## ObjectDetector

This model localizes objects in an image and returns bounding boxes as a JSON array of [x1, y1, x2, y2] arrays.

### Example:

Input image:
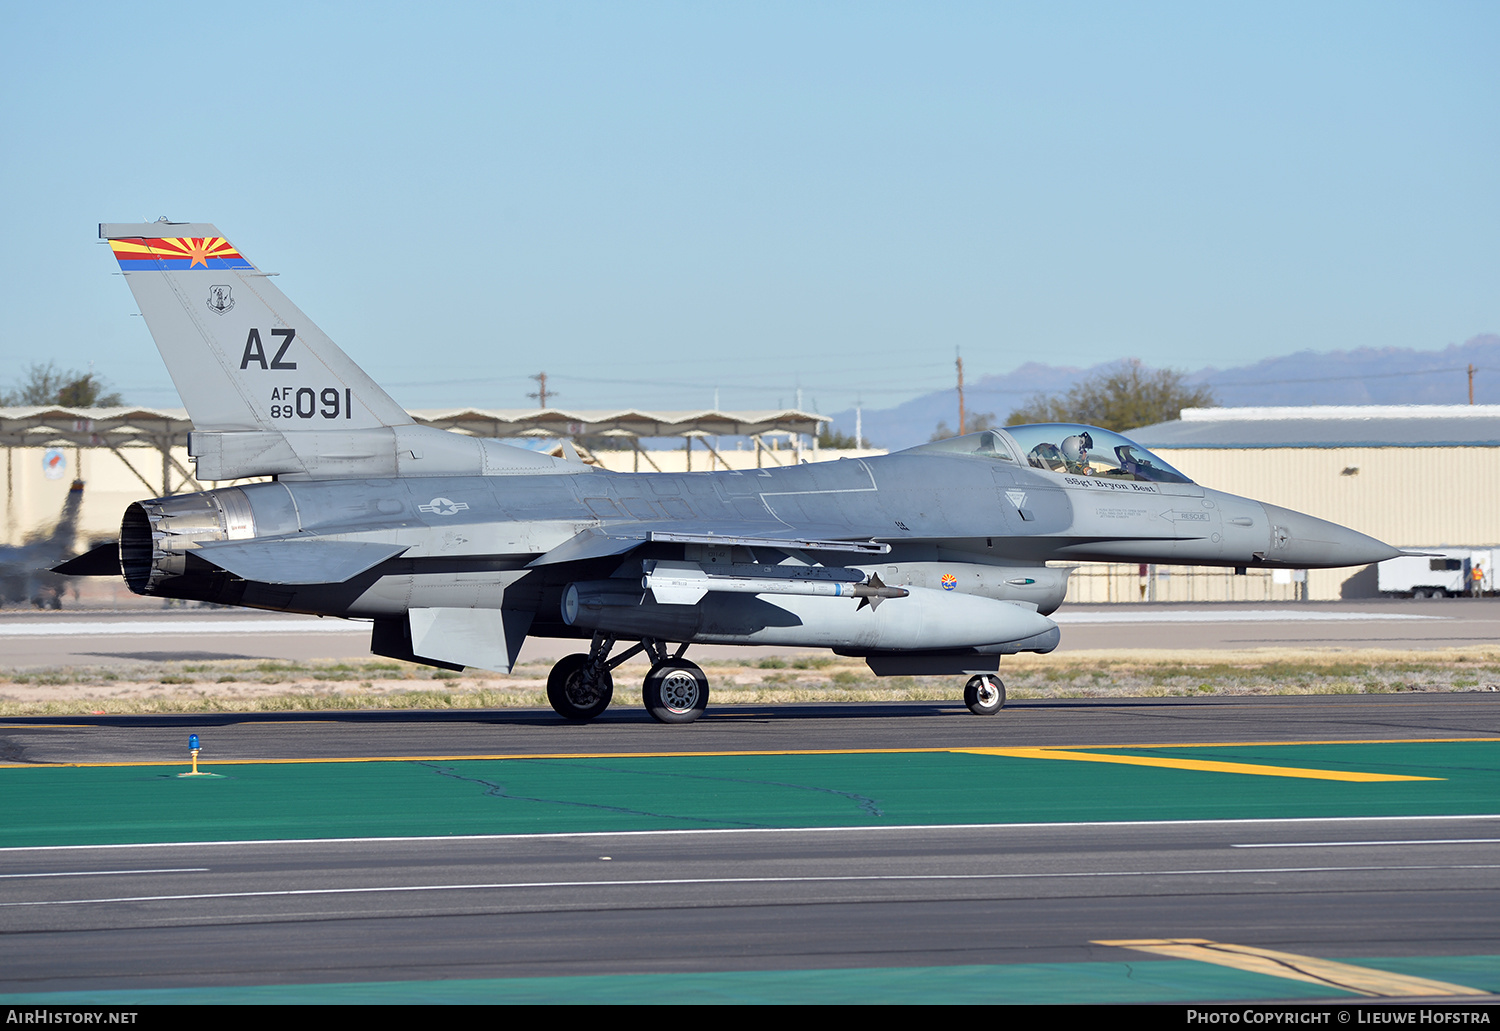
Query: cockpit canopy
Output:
[[907, 424, 1193, 484]]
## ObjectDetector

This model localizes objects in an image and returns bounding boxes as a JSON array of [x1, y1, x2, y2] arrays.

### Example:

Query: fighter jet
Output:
[[2, 479, 84, 608], [68, 221, 1399, 723]]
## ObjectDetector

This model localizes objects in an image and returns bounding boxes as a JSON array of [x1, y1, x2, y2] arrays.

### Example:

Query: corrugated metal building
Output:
[[1115, 405, 1500, 601], [8, 403, 1493, 605]]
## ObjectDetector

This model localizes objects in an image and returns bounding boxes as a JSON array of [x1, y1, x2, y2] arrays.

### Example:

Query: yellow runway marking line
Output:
[[1095, 938, 1486, 997], [1069, 736, 1500, 749], [957, 747, 1442, 781], [0, 748, 949, 769]]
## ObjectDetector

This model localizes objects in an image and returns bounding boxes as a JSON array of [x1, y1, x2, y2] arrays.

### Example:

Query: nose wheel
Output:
[[963, 674, 1005, 716]]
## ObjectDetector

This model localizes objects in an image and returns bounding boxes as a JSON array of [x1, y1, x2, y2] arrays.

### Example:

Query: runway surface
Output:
[[2, 695, 1497, 1003], [2, 597, 1498, 668], [2, 819, 1497, 1003], [4, 692, 1500, 761]]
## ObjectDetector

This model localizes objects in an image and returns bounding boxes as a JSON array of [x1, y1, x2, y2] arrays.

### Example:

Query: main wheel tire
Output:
[[546, 653, 613, 721], [964, 674, 1005, 716], [643, 660, 709, 724]]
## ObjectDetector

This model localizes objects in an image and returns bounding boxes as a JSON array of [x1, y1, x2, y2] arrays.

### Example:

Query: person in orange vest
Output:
[[1471, 563, 1484, 597]]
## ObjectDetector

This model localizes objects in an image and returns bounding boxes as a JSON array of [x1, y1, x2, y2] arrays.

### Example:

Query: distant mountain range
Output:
[[829, 334, 1500, 452]]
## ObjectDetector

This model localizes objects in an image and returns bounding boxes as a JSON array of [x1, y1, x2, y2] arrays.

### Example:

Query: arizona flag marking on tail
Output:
[[109, 237, 255, 271]]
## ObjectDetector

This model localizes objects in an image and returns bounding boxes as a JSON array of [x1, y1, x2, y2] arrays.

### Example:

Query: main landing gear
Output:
[[546, 634, 709, 724], [545, 652, 614, 722]]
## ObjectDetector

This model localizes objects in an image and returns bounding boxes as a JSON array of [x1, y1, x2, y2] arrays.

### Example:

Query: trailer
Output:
[[1377, 548, 1495, 598]]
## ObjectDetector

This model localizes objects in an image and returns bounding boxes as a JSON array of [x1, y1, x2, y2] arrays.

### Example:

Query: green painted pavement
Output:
[[0, 961, 1385, 1005], [1, 743, 1495, 847], [0, 956, 1494, 1004]]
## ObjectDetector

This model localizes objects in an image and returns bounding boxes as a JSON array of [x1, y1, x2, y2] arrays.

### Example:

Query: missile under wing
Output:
[[77, 221, 1400, 723]]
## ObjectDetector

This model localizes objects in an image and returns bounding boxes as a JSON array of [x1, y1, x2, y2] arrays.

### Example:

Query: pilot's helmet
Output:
[[1061, 432, 1093, 465]]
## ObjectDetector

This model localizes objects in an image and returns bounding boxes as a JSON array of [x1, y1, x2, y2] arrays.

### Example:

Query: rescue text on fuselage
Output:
[[70, 222, 1399, 723]]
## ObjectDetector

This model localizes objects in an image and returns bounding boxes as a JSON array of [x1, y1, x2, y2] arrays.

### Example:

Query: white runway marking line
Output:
[[1233, 838, 1500, 848], [0, 868, 208, 879], [1054, 610, 1445, 624], [0, 619, 369, 637], [6, 864, 1498, 908], [3, 813, 1498, 853]]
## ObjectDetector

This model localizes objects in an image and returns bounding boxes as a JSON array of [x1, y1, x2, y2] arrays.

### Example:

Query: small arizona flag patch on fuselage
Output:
[[111, 237, 255, 271], [940, 573, 957, 590]]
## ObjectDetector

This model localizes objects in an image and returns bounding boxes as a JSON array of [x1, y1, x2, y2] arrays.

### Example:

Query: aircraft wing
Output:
[[527, 526, 891, 568]]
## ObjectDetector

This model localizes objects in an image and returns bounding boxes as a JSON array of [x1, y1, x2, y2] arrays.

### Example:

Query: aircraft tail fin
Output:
[[99, 221, 412, 434], [53, 479, 84, 544], [100, 221, 575, 481]]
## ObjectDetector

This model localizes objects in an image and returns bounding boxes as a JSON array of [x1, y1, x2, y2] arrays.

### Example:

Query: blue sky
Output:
[[2, 1, 1495, 414]]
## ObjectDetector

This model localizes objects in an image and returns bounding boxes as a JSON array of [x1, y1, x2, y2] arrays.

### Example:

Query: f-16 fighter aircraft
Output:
[[2, 478, 84, 608], [72, 220, 1399, 723]]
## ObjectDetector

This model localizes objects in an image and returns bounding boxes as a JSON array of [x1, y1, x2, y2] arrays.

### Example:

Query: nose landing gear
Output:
[[963, 673, 1005, 716]]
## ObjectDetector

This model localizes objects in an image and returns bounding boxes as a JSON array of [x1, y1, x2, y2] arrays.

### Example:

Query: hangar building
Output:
[[0, 404, 837, 553]]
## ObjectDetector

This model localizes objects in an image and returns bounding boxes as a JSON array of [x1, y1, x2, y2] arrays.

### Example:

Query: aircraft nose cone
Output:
[[1261, 504, 1401, 567]]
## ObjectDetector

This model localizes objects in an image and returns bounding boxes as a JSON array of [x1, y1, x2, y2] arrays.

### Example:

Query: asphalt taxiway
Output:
[[2, 692, 1498, 763], [1, 694, 1497, 1002], [2, 600, 1498, 1003], [2, 817, 1496, 1000]]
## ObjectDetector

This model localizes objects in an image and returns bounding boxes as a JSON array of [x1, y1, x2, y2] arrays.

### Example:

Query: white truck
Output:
[[1377, 548, 1495, 598]]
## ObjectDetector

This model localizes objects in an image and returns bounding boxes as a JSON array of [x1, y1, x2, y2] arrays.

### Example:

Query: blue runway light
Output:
[[184, 733, 205, 776]]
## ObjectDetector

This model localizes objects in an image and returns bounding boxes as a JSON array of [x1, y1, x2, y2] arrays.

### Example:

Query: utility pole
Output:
[[1469, 364, 1477, 405], [528, 372, 554, 408], [956, 350, 966, 436]]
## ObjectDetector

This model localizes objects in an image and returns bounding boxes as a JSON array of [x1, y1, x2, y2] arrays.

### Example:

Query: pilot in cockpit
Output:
[[1060, 432, 1094, 475]]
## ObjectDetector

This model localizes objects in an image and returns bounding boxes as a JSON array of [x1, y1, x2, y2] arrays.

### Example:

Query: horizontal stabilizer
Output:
[[194, 538, 408, 584], [52, 541, 120, 576]]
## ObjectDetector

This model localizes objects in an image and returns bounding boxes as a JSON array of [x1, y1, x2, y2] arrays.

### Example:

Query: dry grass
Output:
[[1, 647, 1497, 716]]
